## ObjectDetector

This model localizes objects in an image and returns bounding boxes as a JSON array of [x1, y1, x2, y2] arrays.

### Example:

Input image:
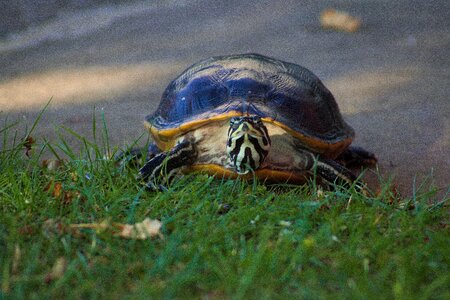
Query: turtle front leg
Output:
[[139, 140, 197, 191], [336, 146, 377, 169], [314, 158, 369, 195], [315, 158, 356, 187], [296, 150, 367, 193]]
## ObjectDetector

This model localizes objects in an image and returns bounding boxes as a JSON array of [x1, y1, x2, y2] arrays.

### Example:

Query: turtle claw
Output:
[[337, 146, 378, 169]]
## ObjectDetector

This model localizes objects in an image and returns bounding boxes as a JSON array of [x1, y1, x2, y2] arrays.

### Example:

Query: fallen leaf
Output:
[[320, 9, 361, 32], [43, 218, 163, 240], [44, 181, 82, 204], [53, 182, 63, 198], [23, 135, 35, 158], [116, 218, 162, 240], [44, 181, 60, 197], [41, 159, 65, 171]]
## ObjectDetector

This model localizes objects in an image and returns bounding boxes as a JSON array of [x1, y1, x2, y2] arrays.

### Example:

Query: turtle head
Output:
[[226, 116, 271, 174]]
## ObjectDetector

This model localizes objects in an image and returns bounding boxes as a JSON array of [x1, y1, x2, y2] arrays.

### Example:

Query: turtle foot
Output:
[[337, 146, 377, 169], [139, 140, 197, 191]]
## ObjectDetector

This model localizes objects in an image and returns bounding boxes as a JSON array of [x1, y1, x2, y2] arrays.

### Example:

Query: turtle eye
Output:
[[230, 117, 243, 127], [251, 116, 262, 125]]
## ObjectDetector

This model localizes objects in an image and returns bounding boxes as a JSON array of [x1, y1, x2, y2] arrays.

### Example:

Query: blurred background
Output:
[[0, 0, 448, 196]]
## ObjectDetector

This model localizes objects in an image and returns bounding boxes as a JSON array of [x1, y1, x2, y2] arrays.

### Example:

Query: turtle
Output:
[[131, 53, 377, 191]]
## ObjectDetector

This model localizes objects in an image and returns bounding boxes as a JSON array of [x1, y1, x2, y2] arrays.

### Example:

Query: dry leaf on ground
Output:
[[44, 181, 82, 204], [320, 9, 361, 32], [23, 135, 35, 158], [41, 159, 66, 171], [116, 218, 163, 240], [44, 181, 62, 197], [66, 218, 163, 240]]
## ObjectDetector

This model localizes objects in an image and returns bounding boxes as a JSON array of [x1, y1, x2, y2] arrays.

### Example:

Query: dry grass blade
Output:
[[45, 257, 67, 283]]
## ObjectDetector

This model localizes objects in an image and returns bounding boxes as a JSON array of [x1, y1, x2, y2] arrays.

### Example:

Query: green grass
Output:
[[0, 115, 449, 299]]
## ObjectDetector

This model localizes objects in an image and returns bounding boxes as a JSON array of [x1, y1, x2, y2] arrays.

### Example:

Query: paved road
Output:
[[1, 0, 449, 197]]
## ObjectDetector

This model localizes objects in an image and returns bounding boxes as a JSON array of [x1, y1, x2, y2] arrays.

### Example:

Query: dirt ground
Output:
[[1, 0, 448, 197]]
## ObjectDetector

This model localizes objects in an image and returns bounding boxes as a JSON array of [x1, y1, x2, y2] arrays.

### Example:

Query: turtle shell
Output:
[[146, 53, 354, 154]]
